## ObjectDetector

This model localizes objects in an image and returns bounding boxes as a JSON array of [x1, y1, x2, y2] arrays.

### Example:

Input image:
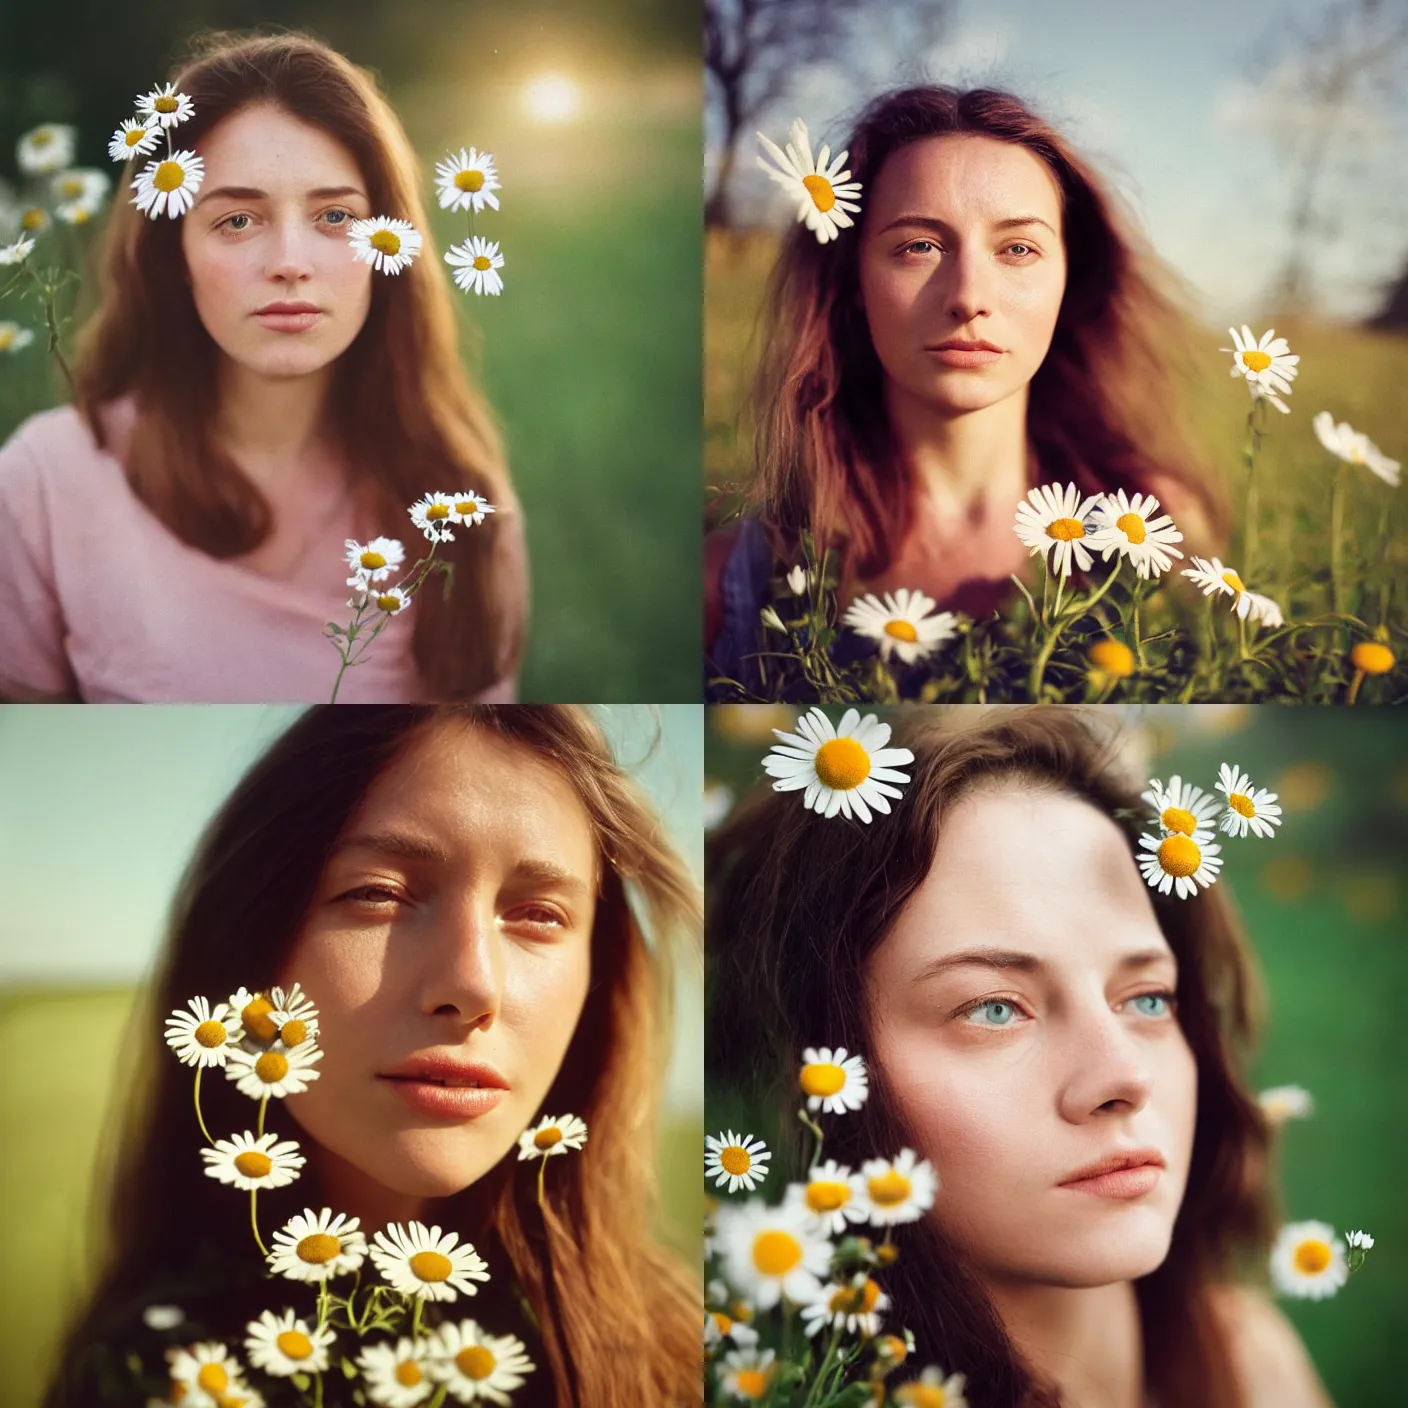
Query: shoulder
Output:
[[0, 399, 130, 492], [1208, 1285, 1334, 1408]]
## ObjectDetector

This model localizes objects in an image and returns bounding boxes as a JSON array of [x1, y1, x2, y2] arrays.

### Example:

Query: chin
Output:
[[906, 372, 1027, 417], [1036, 1219, 1176, 1288]]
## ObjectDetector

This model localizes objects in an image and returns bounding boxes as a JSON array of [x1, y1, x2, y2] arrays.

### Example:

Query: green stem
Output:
[[411, 1295, 424, 1340], [1241, 401, 1262, 576], [258, 1094, 268, 1139], [1131, 580, 1147, 669], [1347, 668, 1365, 706], [801, 1328, 845, 1408], [426, 1387, 449, 1408], [1330, 462, 1346, 619], [317, 1279, 329, 1331], [314, 1370, 323, 1408], [536, 1155, 547, 1208], [1237, 611, 1249, 662], [193, 1067, 215, 1146], [329, 653, 352, 704], [797, 1107, 826, 1173], [250, 1189, 269, 1257], [27, 263, 74, 396]]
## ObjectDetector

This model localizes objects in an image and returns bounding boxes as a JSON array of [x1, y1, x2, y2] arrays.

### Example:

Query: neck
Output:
[[215, 356, 335, 487], [986, 1277, 1145, 1408], [885, 378, 1031, 524], [311, 1144, 437, 1235]]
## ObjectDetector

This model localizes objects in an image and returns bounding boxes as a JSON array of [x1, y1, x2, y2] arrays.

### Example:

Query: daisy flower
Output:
[[1137, 830, 1223, 900], [786, 565, 811, 596], [370, 1222, 490, 1303], [799, 1275, 890, 1339], [1269, 1220, 1348, 1300], [1013, 482, 1102, 578], [1258, 1085, 1314, 1125], [1141, 776, 1219, 842], [136, 83, 195, 130], [368, 586, 412, 616], [718, 1347, 777, 1401], [226, 986, 284, 1043], [756, 119, 863, 244], [1222, 326, 1298, 413], [784, 1159, 868, 1236], [1216, 763, 1282, 839], [516, 1113, 589, 1161], [445, 237, 504, 296], [0, 237, 35, 266], [132, 150, 205, 219], [164, 996, 243, 1068], [705, 1131, 771, 1193], [109, 118, 160, 162], [17, 124, 76, 175], [166, 1343, 246, 1404], [1180, 557, 1284, 628], [51, 168, 110, 224], [704, 1310, 759, 1350], [409, 491, 458, 543], [267, 985, 320, 1049], [448, 492, 496, 526], [896, 1366, 969, 1407], [345, 536, 406, 586], [0, 323, 35, 355], [267, 1207, 367, 1283], [1345, 1229, 1374, 1250], [842, 589, 959, 665], [435, 148, 501, 214], [426, 1319, 536, 1405], [714, 1199, 831, 1310], [1085, 490, 1184, 578], [763, 707, 914, 824], [224, 1039, 323, 1100], [1312, 411, 1400, 487], [356, 1338, 434, 1408], [244, 1308, 335, 1377], [201, 1132, 306, 1191], [798, 1045, 869, 1114], [857, 1148, 939, 1227], [348, 216, 423, 275]]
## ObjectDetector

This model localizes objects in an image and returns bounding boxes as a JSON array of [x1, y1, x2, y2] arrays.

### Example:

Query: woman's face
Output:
[[865, 783, 1197, 1290], [181, 102, 375, 381], [857, 134, 1068, 418], [279, 721, 596, 1211]]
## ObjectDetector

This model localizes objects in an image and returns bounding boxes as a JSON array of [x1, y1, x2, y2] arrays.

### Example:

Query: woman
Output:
[[707, 708, 1329, 1407], [0, 32, 525, 703], [41, 706, 700, 1406], [706, 86, 1226, 692]]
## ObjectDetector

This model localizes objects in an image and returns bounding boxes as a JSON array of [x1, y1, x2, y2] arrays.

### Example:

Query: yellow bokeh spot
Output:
[[813, 737, 871, 791], [805, 1180, 851, 1213], [409, 1250, 453, 1282], [800, 1062, 846, 1097], [1157, 834, 1201, 878], [21, 208, 46, 229], [369, 229, 402, 256], [1342, 873, 1397, 924], [359, 550, 386, 570], [1046, 516, 1086, 542], [1161, 806, 1198, 836], [1293, 1239, 1332, 1275], [867, 1171, 912, 1207], [534, 1126, 563, 1149], [255, 1051, 289, 1084], [1262, 854, 1312, 903], [297, 1232, 341, 1264], [153, 161, 186, 192], [1115, 511, 1147, 545], [472, 255, 492, 271], [1229, 792, 1257, 818], [876, 1334, 908, 1365], [196, 1365, 228, 1393], [1351, 641, 1394, 675], [734, 1369, 769, 1399], [242, 997, 278, 1041], [802, 174, 837, 212], [1088, 639, 1134, 678], [1221, 571, 1246, 594], [720, 1145, 752, 1176], [234, 1151, 273, 1179], [713, 704, 797, 743], [194, 1020, 227, 1048], [884, 619, 919, 643], [0, 330, 14, 352], [712, 1311, 733, 1335], [59, 177, 83, 198], [897, 1385, 949, 1408], [1276, 762, 1331, 812], [751, 1229, 803, 1276], [395, 1361, 423, 1386], [276, 1331, 313, 1360], [1241, 350, 1272, 373], [455, 169, 487, 192], [457, 1345, 496, 1380]]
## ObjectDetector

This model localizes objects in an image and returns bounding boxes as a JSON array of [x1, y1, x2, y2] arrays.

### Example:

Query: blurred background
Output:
[[703, 703, 1407, 1408], [0, 0, 701, 700], [0, 703, 703, 1408], [704, 0, 1407, 588]]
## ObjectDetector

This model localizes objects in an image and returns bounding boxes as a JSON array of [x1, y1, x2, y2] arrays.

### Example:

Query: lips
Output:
[[255, 302, 322, 315], [928, 339, 1002, 353], [1058, 1149, 1165, 1200], [379, 1055, 509, 1089]]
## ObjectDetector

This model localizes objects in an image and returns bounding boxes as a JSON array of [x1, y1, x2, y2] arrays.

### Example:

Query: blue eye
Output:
[[1131, 993, 1171, 1018], [322, 208, 349, 225], [966, 999, 1018, 1027]]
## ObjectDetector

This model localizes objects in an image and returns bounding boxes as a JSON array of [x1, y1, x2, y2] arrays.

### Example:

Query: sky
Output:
[[714, 0, 1406, 322]]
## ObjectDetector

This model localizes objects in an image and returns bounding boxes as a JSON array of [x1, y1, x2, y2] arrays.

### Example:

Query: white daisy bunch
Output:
[[425, 1318, 537, 1405], [349, 216, 423, 275], [713, 1198, 832, 1310], [1137, 827, 1223, 899], [132, 150, 205, 219], [345, 536, 407, 588], [369, 1221, 491, 1303], [244, 1307, 336, 1377], [135, 82, 196, 131], [17, 124, 77, 175], [1313, 411, 1400, 487], [756, 119, 863, 244], [783, 1159, 869, 1237], [1013, 482, 1102, 579], [438, 144, 508, 298], [799, 1046, 868, 1114], [706, 1130, 772, 1193], [109, 117, 161, 163], [267, 1206, 368, 1283], [1181, 557, 1284, 628], [1142, 776, 1219, 843], [225, 1035, 324, 1099], [1221, 325, 1298, 413], [201, 1131, 306, 1191], [842, 589, 960, 665], [1215, 763, 1282, 839], [164, 995, 244, 1068], [763, 707, 915, 823], [1085, 490, 1184, 579], [445, 236, 505, 296], [856, 1148, 939, 1227]]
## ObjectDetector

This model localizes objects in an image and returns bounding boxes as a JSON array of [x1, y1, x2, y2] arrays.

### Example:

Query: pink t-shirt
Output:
[[0, 401, 429, 702]]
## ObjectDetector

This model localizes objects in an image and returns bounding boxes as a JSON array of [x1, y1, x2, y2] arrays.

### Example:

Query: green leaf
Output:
[[291, 1373, 311, 1391], [342, 1356, 359, 1379]]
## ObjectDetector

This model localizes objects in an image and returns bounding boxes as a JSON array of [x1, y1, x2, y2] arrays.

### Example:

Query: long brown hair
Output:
[[747, 86, 1226, 579], [42, 706, 701, 1407], [708, 706, 1274, 1408], [75, 32, 520, 698]]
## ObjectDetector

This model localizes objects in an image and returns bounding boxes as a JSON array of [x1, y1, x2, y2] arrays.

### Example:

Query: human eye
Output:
[[215, 211, 255, 234], [319, 207, 353, 228], [957, 996, 1025, 1028], [333, 882, 406, 908], [1001, 241, 1038, 260], [1124, 990, 1176, 1019], [502, 902, 568, 930], [899, 237, 940, 257]]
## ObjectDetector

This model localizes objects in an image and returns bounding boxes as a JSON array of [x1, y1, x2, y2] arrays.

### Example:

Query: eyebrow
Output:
[[194, 184, 367, 207], [878, 214, 1058, 237], [909, 945, 1173, 986], [329, 832, 592, 898]]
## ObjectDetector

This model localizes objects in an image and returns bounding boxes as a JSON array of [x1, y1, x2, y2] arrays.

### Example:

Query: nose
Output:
[[424, 894, 504, 1032], [263, 215, 317, 286], [1056, 1001, 1154, 1123], [936, 243, 992, 327]]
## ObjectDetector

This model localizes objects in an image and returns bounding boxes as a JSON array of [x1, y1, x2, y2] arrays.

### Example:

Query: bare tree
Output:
[[705, 0, 953, 227]]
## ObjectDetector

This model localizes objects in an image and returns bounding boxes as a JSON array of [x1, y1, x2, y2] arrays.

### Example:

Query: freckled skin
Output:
[[858, 134, 1068, 418], [180, 103, 375, 380], [278, 722, 595, 1204], [866, 785, 1198, 1288]]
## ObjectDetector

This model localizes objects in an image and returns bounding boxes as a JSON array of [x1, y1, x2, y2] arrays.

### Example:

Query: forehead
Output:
[[198, 102, 363, 189], [866, 133, 1063, 230]]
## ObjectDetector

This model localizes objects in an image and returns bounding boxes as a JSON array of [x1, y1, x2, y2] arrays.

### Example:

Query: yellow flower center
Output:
[[751, 1229, 803, 1276], [369, 228, 402, 256], [1088, 639, 1134, 678], [534, 1126, 564, 1149], [33, 131, 53, 147], [194, 1020, 227, 1048], [867, 1171, 912, 1207], [884, 619, 919, 642], [196, 1365, 228, 1393], [409, 1250, 454, 1282], [712, 1311, 733, 1335], [802, 174, 837, 212], [395, 1361, 423, 1386], [828, 1278, 881, 1314], [813, 737, 871, 791], [21, 208, 45, 229], [1241, 350, 1272, 373], [806, 1180, 851, 1213], [1293, 1239, 1332, 1275], [456, 498, 480, 514], [153, 161, 186, 192], [125, 128, 147, 147], [72, 208, 90, 223], [1116, 511, 1147, 545], [1351, 641, 1394, 675], [256, 1051, 289, 1083], [1157, 834, 1202, 878], [1046, 516, 1086, 541], [875, 1242, 899, 1266], [1229, 792, 1256, 818], [426, 503, 451, 520], [297, 1232, 341, 1264], [0, 330, 13, 351], [455, 169, 486, 192], [234, 1151, 273, 1178], [155, 95, 179, 113], [60, 177, 83, 198], [376, 593, 402, 612], [898, 1386, 948, 1408], [242, 997, 278, 1041], [732, 1300, 753, 1322], [720, 1145, 752, 1176], [281, 1018, 308, 1046], [1222, 571, 1246, 593], [473, 255, 493, 271], [800, 1062, 846, 1097], [276, 1331, 314, 1360], [359, 550, 386, 570], [876, 1334, 908, 1364], [735, 1369, 769, 1398], [457, 1346, 496, 1380], [1161, 806, 1198, 836]]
